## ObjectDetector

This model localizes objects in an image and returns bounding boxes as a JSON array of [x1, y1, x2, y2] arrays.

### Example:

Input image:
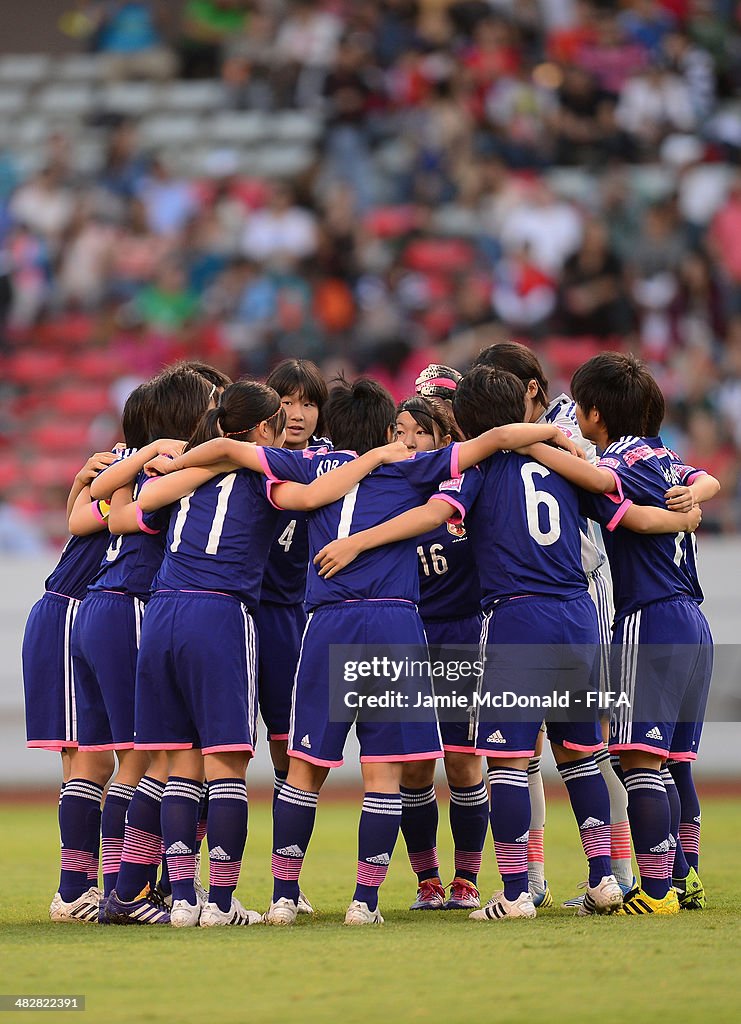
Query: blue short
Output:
[[71, 590, 145, 751], [423, 614, 482, 753], [134, 590, 258, 755], [288, 601, 443, 767], [23, 592, 80, 750], [475, 594, 602, 758], [254, 601, 307, 741], [609, 597, 712, 761]]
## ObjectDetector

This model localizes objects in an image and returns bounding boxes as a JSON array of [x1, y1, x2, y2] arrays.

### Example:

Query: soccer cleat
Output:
[[673, 866, 706, 910], [263, 897, 299, 927], [152, 883, 173, 908], [443, 878, 480, 910], [97, 895, 109, 924], [617, 886, 680, 916], [103, 885, 171, 925], [49, 886, 102, 923], [469, 891, 536, 921], [297, 890, 314, 915], [409, 878, 446, 910], [530, 881, 553, 909], [344, 900, 384, 925], [170, 899, 202, 928], [562, 875, 635, 909], [576, 875, 624, 916], [200, 897, 262, 927]]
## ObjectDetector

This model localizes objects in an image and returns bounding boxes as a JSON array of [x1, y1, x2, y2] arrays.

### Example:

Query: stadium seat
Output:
[[36, 84, 96, 117], [101, 81, 160, 116], [254, 145, 315, 177], [28, 421, 92, 454], [72, 351, 124, 383], [28, 456, 86, 489], [0, 87, 28, 115], [0, 54, 52, 84], [403, 238, 476, 274], [51, 386, 112, 419], [209, 111, 268, 145], [363, 205, 421, 238], [139, 114, 204, 146], [271, 111, 323, 144], [159, 80, 225, 111], [7, 351, 68, 386], [55, 54, 107, 81]]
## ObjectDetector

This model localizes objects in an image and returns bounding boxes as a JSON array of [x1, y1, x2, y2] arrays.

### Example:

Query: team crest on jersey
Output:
[[439, 477, 463, 492], [447, 521, 466, 538], [598, 457, 621, 469]]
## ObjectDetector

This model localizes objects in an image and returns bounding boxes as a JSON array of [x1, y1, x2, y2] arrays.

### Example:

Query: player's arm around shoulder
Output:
[[619, 503, 703, 535], [89, 439, 185, 500], [516, 441, 616, 493]]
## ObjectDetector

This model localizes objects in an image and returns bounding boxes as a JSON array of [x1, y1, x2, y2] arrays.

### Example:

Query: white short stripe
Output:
[[287, 613, 312, 752]]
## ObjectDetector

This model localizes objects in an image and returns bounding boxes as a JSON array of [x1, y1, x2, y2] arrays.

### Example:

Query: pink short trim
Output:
[[609, 742, 671, 758], [429, 493, 466, 524], [268, 733, 290, 741], [136, 504, 160, 535], [134, 742, 194, 750], [360, 750, 444, 763], [606, 499, 633, 532], [443, 744, 477, 754], [201, 743, 254, 755], [560, 740, 605, 753], [27, 740, 76, 751], [78, 742, 135, 752], [475, 748, 534, 758], [666, 750, 697, 762], [450, 442, 461, 479], [288, 748, 343, 768]]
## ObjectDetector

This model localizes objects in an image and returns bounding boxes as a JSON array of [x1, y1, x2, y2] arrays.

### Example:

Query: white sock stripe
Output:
[[593, 747, 611, 763], [449, 789, 488, 806], [280, 785, 318, 803], [107, 784, 136, 800], [138, 779, 165, 802], [363, 797, 402, 810], [277, 792, 318, 809], [400, 787, 436, 806], [164, 785, 202, 802], [64, 781, 104, 802], [558, 763, 600, 780]]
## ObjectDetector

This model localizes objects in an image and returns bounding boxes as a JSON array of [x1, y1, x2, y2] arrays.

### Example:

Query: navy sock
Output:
[[488, 768, 530, 901], [354, 792, 402, 911], [196, 782, 208, 848], [58, 779, 103, 902], [449, 782, 488, 885], [207, 778, 248, 913], [162, 777, 201, 905], [624, 769, 670, 900], [558, 757, 612, 887], [272, 784, 318, 903], [668, 760, 701, 871], [272, 770, 288, 811], [116, 776, 165, 902], [101, 782, 135, 898], [662, 768, 690, 879], [400, 785, 439, 882]]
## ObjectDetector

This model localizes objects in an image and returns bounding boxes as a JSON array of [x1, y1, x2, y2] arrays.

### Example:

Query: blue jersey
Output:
[[259, 441, 330, 606], [88, 470, 169, 600], [582, 435, 706, 620], [467, 451, 588, 608], [45, 504, 112, 601], [258, 445, 462, 609], [148, 468, 278, 609], [416, 471, 482, 622]]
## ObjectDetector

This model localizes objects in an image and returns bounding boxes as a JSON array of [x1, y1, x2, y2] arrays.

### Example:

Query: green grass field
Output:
[[1, 794, 740, 1024]]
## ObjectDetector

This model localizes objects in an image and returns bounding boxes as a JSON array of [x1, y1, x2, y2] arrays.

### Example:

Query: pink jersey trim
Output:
[[598, 466, 626, 504], [256, 446, 279, 482], [134, 742, 194, 750], [684, 471, 707, 485], [264, 479, 285, 511], [27, 740, 76, 750], [450, 442, 461, 479], [560, 740, 605, 753], [429, 493, 466, 524], [665, 750, 697, 762], [475, 748, 535, 758], [608, 741, 671, 758], [288, 748, 344, 768], [91, 501, 107, 524], [360, 751, 444, 763], [268, 733, 290, 741], [78, 742, 135, 752], [606, 499, 633, 532], [442, 744, 476, 754], [201, 743, 254, 755], [135, 504, 160, 535]]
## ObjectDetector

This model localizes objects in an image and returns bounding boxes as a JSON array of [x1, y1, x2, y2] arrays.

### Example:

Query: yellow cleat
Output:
[[617, 886, 680, 916], [673, 866, 706, 910]]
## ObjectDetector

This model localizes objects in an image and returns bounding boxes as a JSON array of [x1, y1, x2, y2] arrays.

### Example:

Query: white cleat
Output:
[[170, 899, 202, 928], [193, 851, 209, 907], [344, 900, 384, 926], [49, 887, 102, 923], [200, 897, 262, 927], [469, 891, 536, 921], [263, 897, 299, 926], [297, 890, 314, 915], [577, 875, 624, 916]]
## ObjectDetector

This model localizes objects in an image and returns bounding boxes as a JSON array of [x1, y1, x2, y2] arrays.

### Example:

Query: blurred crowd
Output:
[[2, 0, 741, 544]]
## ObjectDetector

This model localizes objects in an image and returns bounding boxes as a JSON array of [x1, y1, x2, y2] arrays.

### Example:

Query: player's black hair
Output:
[[166, 360, 233, 391], [396, 395, 463, 444], [323, 376, 396, 454], [267, 358, 328, 435], [186, 379, 286, 450], [473, 342, 549, 410], [121, 380, 154, 450], [571, 353, 660, 441], [147, 368, 214, 442], [453, 366, 526, 438]]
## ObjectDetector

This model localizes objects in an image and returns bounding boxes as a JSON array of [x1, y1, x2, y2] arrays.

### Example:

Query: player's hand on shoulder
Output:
[[665, 485, 694, 513], [144, 453, 177, 477], [378, 440, 414, 464], [313, 537, 362, 578], [77, 450, 118, 484], [156, 438, 187, 459], [550, 426, 586, 460]]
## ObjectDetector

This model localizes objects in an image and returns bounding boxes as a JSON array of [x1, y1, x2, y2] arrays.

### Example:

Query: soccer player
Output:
[[523, 352, 718, 914], [74, 368, 214, 925], [473, 341, 630, 903], [130, 379, 412, 926], [314, 367, 700, 921], [381, 395, 486, 912]]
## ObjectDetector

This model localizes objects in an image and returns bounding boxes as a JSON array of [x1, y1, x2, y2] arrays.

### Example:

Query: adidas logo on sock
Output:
[[694, 815, 701, 824], [165, 841, 192, 856], [366, 853, 390, 866], [515, 832, 529, 844], [650, 839, 670, 854], [580, 817, 605, 830], [301, 734, 312, 749], [669, 834, 677, 848], [276, 845, 304, 858], [645, 727, 663, 740], [209, 846, 231, 861], [486, 730, 506, 744]]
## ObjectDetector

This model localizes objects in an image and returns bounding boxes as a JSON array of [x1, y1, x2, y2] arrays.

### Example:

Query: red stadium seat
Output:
[[7, 351, 68, 386], [403, 237, 476, 274], [28, 421, 91, 454], [52, 386, 112, 419], [72, 351, 125, 382], [362, 205, 421, 238]]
